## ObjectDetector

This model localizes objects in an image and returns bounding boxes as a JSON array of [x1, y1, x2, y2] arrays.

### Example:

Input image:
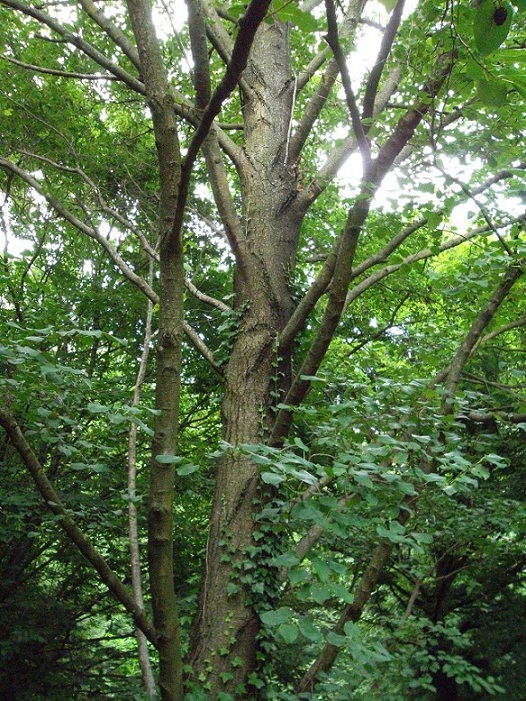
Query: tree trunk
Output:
[[187, 21, 303, 697]]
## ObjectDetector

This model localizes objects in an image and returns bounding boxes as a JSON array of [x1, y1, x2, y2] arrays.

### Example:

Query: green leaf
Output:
[[260, 471, 285, 485], [155, 454, 185, 464], [260, 607, 292, 627], [473, 0, 513, 56], [278, 622, 299, 643], [298, 616, 323, 643], [269, 553, 300, 568], [311, 583, 330, 604], [272, 3, 318, 32], [477, 79, 508, 106], [377, 0, 398, 10], [293, 436, 309, 452], [176, 463, 199, 476], [427, 212, 443, 230], [86, 402, 108, 414], [327, 631, 347, 647]]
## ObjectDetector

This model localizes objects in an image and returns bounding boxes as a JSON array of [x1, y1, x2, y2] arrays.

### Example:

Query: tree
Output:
[[0, 0, 525, 699]]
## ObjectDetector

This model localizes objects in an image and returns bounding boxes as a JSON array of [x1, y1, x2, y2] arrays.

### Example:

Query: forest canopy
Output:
[[0, 0, 525, 700]]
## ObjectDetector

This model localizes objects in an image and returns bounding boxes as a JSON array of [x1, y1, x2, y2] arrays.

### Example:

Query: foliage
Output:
[[0, 0, 525, 699]]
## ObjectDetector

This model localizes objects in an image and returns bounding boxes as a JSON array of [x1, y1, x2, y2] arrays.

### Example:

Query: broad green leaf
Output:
[[86, 402, 108, 414], [427, 212, 443, 230], [293, 436, 309, 452], [474, 0, 513, 55], [176, 463, 199, 476], [260, 607, 292, 627], [260, 471, 285, 485], [298, 616, 323, 643], [272, 3, 318, 32], [377, 0, 398, 11], [278, 623, 299, 643], [477, 79, 508, 106], [327, 632, 347, 647], [269, 553, 300, 568], [155, 454, 185, 464], [311, 583, 330, 604]]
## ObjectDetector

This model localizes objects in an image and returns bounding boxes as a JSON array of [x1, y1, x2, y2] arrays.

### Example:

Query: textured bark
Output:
[[186, 21, 303, 697]]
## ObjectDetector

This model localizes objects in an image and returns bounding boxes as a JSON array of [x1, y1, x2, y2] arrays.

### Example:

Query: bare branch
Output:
[[289, 0, 363, 164], [169, 0, 272, 247], [127, 260, 157, 696], [324, 0, 371, 169], [361, 0, 405, 122], [78, 0, 141, 70], [435, 163, 515, 257], [481, 315, 526, 343], [184, 277, 231, 313], [0, 53, 119, 80], [183, 321, 224, 376], [280, 55, 456, 359]]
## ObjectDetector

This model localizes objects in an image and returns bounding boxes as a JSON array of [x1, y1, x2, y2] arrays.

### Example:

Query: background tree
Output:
[[0, 0, 525, 699]]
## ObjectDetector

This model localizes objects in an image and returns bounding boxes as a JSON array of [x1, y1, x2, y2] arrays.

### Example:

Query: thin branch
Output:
[[280, 54, 457, 360], [0, 408, 157, 646], [184, 277, 231, 313], [0, 0, 145, 94], [168, 0, 273, 248], [0, 156, 223, 371], [127, 259, 157, 697], [361, 0, 405, 122], [442, 261, 524, 409], [183, 321, 224, 376], [348, 291, 410, 353], [324, 0, 372, 170], [296, 64, 403, 211], [289, 0, 364, 164], [398, 579, 421, 625], [185, 0, 246, 257], [0, 54, 119, 80], [435, 163, 515, 257], [293, 493, 356, 566], [481, 315, 526, 343], [0, 156, 158, 302], [296, 539, 396, 693], [78, 0, 141, 70]]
